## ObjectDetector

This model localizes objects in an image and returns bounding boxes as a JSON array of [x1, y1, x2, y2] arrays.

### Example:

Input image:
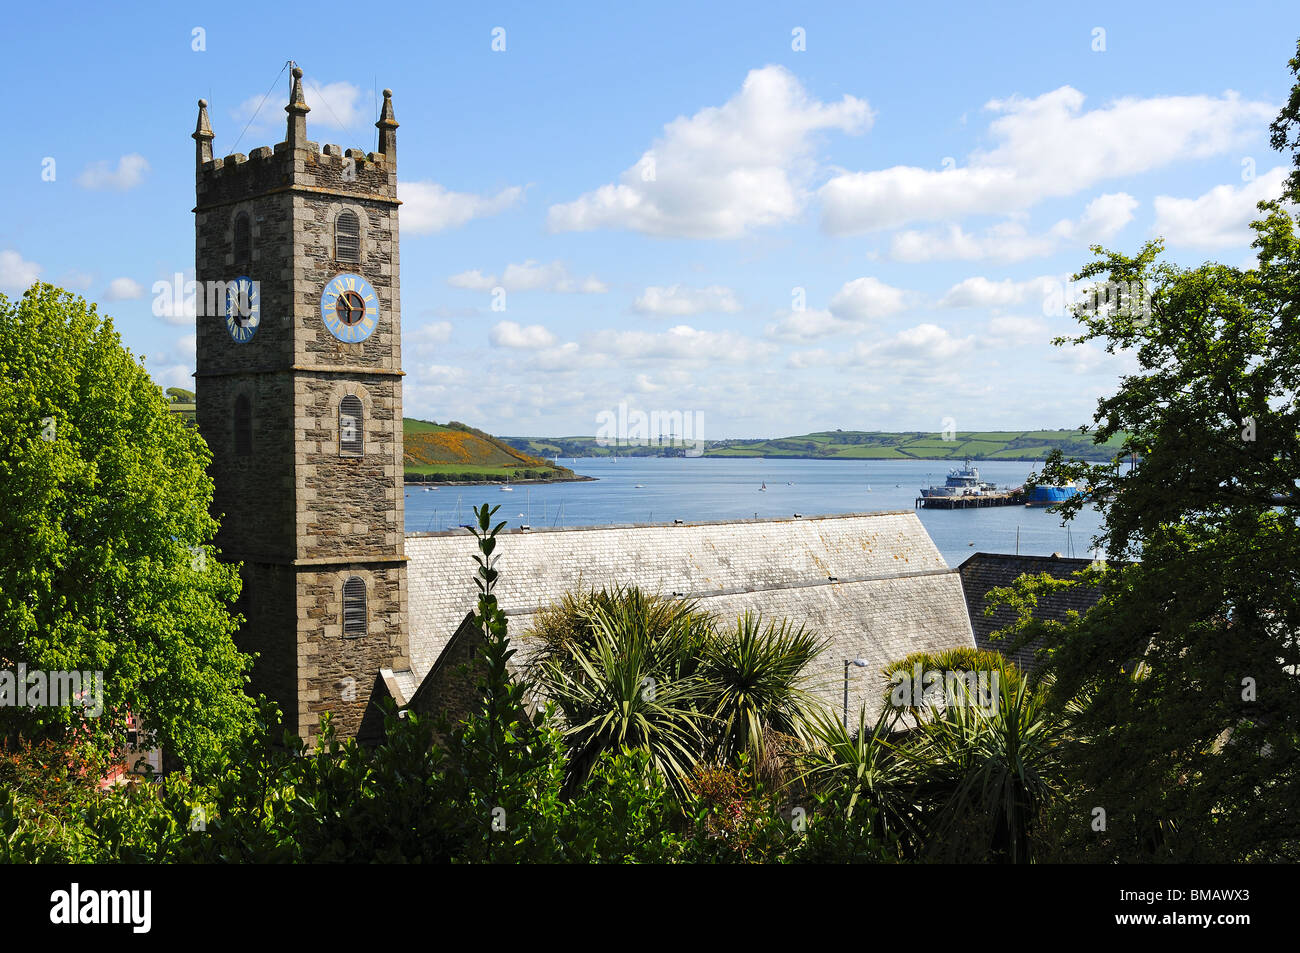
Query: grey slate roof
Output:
[[957, 552, 1103, 670], [400, 511, 975, 719]]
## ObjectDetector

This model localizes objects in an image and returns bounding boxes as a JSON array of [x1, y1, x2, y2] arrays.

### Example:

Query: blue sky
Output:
[[1, 1, 1296, 438]]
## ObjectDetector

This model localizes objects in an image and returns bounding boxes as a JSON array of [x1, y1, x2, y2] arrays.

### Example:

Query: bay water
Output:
[[403, 457, 1105, 569]]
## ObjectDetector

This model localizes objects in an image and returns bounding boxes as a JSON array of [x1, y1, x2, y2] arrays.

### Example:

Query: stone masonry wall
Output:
[[195, 110, 408, 744]]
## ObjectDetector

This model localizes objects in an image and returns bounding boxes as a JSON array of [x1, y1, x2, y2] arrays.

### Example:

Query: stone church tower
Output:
[[192, 68, 409, 742]]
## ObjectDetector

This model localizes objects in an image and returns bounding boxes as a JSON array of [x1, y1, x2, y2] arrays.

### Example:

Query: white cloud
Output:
[[633, 285, 741, 316], [410, 321, 453, 352], [145, 333, 198, 390], [77, 154, 149, 191], [302, 80, 365, 131], [449, 260, 606, 294], [233, 79, 365, 136], [490, 320, 557, 349], [549, 65, 871, 238], [984, 315, 1049, 345], [766, 308, 860, 342], [175, 333, 197, 362], [1047, 339, 1132, 376], [765, 276, 908, 341], [940, 275, 1061, 309], [447, 270, 496, 292], [890, 222, 1051, 264], [150, 365, 194, 389], [1152, 166, 1288, 247], [596, 325, 777, 363], [890, 193, 1137, 263], [531, 342, 587, 371], [400, 182, 524, 235], [1050, 192, 1139, 242], [417, 364, 469, 385], [786, 348, 836, 369], [852, 323, 973, 366], [821, 87, 1270, 234], [0, 250, 41, 294], [828, 276, 907, 321], [105, 277, 144, 301]]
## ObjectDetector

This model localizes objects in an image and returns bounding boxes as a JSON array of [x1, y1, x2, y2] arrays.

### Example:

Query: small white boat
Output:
[[760, 482, 767, 491], [634, 484, 645, 488]]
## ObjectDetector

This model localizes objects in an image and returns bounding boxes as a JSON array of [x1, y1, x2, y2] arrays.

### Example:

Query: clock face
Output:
[[320, 273, 380, 343], [224, 276, 260, 343]]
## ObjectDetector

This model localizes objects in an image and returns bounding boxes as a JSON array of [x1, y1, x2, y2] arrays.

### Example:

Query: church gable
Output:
[[402, 511, 974, 722]]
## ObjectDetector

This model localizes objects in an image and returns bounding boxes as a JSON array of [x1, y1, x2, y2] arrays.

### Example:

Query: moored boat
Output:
[[919, 457, 998, 498]]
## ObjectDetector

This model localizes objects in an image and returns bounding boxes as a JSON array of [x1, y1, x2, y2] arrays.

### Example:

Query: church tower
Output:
[[192, 68, 409, 742]]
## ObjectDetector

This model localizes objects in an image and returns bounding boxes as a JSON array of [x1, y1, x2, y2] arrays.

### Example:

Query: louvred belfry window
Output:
[[335, 210, 361, 263], [342, 577, 367, 637], [234, 394, 252, 456], [233, 212, 251, 264], [339, 395, 363, 455]]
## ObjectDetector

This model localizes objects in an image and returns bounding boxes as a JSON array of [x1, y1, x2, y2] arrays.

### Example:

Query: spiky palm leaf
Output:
[[798, 703, 924, 854], [903, 660, 1066, 863], [536, 596, 711, 795], [701, 612, 826, 763]]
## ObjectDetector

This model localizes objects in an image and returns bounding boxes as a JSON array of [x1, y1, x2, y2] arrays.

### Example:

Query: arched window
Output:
[[233, 212, 252, 265], [339, 395, 363, 456], [342, 576, 367, 637], [234, 394, 252, 457], [335, 210, 361, 263]]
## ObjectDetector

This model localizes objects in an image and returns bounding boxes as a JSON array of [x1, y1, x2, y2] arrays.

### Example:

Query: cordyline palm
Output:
[[536, 595, 711, 796], [525, 585, 709, 682], [903, 660, 1067, 863], [798, 703, 923, 857], [701, 612, 825, 764]]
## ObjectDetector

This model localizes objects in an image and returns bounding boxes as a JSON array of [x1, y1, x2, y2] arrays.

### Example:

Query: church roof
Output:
[[400, 511, 975, 718], [957, 551, 1104, 670]]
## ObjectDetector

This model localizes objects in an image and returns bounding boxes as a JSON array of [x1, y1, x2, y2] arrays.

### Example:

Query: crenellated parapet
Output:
[[194, 67, 398, 210]]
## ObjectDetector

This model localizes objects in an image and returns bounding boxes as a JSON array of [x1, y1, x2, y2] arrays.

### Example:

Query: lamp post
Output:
[[843, 658, 869, 729]]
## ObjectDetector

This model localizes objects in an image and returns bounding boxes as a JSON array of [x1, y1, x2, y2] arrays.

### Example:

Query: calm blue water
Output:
[[403, 457, 1105, 568]]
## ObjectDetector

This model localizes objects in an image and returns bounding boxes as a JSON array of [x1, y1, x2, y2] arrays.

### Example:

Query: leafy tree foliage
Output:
[[991, 59, 1300, 858], [0, 285, 254, 771]]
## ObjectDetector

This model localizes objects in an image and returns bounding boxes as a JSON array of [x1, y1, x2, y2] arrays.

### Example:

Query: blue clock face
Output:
[[320, 273, 380, 343], [224, 276, 260, 343]]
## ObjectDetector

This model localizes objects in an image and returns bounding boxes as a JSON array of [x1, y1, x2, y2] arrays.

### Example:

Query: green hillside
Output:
[[707, 429, 1126, 461], [403, 419, 581, 483], [506, 429, 1127, 462]]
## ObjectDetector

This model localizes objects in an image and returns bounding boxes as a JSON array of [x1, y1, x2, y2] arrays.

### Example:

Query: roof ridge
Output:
[[406, 509, 918, 538]]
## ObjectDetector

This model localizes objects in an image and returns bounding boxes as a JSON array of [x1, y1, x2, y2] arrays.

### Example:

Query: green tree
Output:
[[0, 284, 254, 772], [1004, 57, 1300, 857]]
